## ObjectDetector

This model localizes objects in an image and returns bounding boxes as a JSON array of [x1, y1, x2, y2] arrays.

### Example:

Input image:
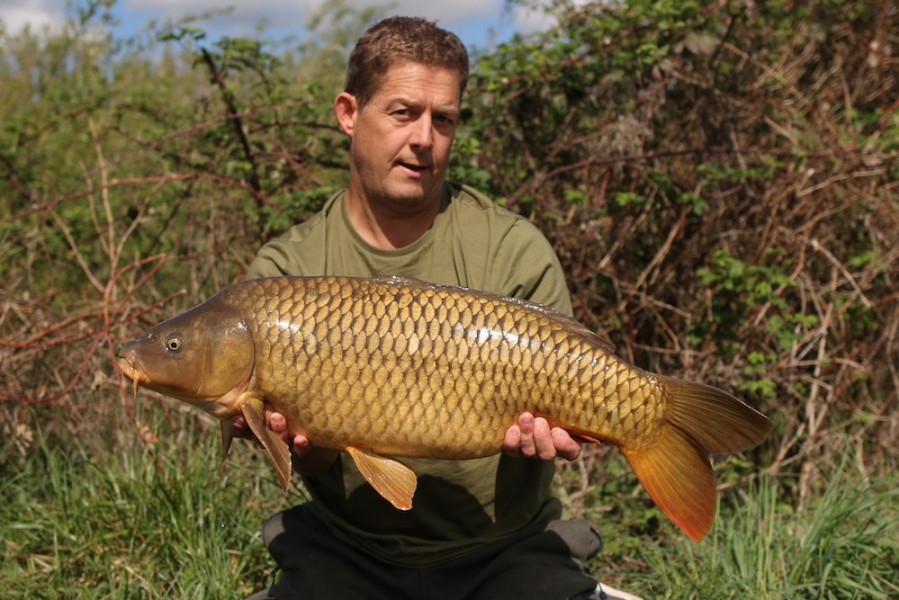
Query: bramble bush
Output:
[[455, 0, 898, 494]]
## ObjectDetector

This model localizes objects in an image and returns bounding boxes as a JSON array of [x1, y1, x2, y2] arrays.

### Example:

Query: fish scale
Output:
[[118, 275, 772, 541], [238, 277, 596, 453]]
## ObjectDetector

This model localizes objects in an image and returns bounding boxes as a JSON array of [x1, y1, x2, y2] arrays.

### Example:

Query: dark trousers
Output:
[[249, 504, 602, 600]]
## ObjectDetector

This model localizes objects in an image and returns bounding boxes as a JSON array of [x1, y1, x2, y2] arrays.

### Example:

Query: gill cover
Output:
[[120, 298, 254, 403]]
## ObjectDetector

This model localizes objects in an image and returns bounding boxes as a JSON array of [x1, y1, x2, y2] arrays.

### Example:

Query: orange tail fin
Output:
[[621, 376, 772, 541]]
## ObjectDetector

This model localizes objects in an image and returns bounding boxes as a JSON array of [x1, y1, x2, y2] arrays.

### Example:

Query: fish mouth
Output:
[[116, 354, 147, 387], [116, 354, 147, 400]]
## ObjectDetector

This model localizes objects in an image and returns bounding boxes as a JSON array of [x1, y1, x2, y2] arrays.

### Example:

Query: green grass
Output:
[[597, 460, 899, 599], [4, 411, 898, 599], [1, 412, 294, 599]]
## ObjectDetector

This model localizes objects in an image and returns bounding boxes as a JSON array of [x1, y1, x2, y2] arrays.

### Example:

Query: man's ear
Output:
[[334, 92, 358, 137]]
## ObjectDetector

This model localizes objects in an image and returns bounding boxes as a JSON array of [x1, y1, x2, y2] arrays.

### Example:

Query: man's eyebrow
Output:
[[388, 96, 460, 116], [431, 103, 462, 120]]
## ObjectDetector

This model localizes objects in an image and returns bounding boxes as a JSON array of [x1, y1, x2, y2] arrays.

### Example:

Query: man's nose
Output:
[[410, 115, 434, 150]]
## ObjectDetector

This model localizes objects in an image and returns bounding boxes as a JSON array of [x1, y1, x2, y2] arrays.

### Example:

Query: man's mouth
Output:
[[398, 161, 428, 173]]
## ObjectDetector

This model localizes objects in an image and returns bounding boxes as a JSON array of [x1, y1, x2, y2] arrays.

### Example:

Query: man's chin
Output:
[[387, 180, 441, 206]]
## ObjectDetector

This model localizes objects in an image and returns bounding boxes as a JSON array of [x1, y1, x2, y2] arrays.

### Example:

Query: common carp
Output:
[[117, 275, 772, 541]]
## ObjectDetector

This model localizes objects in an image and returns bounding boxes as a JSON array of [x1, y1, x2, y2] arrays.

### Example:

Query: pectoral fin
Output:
[[240, 400, 292, 492], [219, 420, 234, 475], [346, 446, 417, 510]]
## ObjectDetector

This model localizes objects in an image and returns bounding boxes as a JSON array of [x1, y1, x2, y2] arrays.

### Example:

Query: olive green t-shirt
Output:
[[245, 182, 573, 566]]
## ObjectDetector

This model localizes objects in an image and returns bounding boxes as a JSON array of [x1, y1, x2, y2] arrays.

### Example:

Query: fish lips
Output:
[[116, 349, 144, 383], [116, 349, 147, 400]]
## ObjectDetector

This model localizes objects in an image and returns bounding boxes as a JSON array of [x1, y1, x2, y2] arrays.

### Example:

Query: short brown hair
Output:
[[345, 17, 470, 108]]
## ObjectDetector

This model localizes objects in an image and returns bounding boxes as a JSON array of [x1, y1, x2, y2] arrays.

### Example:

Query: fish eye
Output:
[[165, 335, 183, 352]]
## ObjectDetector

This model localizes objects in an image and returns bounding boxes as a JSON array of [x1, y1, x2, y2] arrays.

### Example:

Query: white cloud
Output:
[[510, 0, 597, 37], [0, 0, 66, 35], [513, 4, 554, 36]]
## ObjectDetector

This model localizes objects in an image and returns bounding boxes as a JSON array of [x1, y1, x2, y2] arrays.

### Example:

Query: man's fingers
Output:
[[515, 412, 556, 460], [517, 412, 537, 458], [230, 407, 309, 455], [532, 417, 556, 460], [503, 424, 523, 457], [292, 434, 313, 456], [551, 427, 582, 461], [269, 412, 288, 435]]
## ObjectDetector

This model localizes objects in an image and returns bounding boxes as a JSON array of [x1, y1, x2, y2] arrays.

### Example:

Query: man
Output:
[[242, 16, 620, 600]]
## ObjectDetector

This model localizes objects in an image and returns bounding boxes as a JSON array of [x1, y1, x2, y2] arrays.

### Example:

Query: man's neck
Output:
[[344, 187, 443, 250]]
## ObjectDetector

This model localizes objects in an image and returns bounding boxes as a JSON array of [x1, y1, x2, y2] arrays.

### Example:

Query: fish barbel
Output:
[[117, 275, 772, 541]]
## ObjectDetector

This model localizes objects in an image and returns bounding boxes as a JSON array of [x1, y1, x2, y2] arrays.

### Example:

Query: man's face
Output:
[[339, 61, 462, 211]]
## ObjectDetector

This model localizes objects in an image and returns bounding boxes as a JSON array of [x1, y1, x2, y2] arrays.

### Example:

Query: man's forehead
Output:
[[373, 61, 462, 107]]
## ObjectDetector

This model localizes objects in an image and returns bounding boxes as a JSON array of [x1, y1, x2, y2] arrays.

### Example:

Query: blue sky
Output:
[[1, 0, 555, 51]]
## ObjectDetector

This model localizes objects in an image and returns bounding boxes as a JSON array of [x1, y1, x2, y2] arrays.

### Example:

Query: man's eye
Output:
[[434, 115, 458, 132]]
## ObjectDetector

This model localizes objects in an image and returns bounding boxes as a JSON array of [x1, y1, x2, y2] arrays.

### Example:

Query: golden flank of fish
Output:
[[117, 276, 772, 541]]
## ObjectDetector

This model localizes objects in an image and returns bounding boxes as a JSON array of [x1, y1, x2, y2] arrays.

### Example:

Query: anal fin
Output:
[[240, 399, 292, 492], [346, 446, 417, 510]]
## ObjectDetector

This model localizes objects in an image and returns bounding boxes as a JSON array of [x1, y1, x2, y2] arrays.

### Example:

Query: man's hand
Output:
[[502, 412, 583, 461], [230, 408, 338, 477]]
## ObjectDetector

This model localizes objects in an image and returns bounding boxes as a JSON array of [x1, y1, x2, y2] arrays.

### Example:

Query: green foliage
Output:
[[692, 249, 796, 351], [0, 1, 359, 307]]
